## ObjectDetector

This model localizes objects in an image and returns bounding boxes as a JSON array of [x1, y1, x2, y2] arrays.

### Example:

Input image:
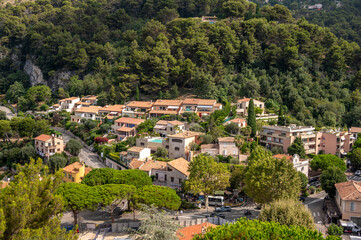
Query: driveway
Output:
[[0, 106, 14, 119], [52, 127, 106, 168]]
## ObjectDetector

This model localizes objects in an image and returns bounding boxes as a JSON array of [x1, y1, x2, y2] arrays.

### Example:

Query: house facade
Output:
[[111, 117, 145, 140], [273, 154, 309, 177], [122, 101, 153, 118], [236, 98, 265, 116], [153, 120, 186, 137], [34, 134, 64, 160], [335, 181, 361, 221], [71, 106, 101, 122], [150, 99, 183, 117], [126, 147, 151, 161], [225, 118, 247, 128], [316, 130, 354, 157], [57, 97, 80, 112], [180, 98, 222, 117], [218, 137, 239, 158], [260, 125, 316, 154], [99, 105, 124, 120], [63, 162, 92, 183], [164, 131, 201, 160]]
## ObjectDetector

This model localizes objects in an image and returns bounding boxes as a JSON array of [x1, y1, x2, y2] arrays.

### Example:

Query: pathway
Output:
[[0, 106, 14, 119]]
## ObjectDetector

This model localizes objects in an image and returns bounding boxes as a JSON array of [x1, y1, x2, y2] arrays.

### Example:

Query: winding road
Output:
[[0, 106, 15, 119], [51, 127, 106, 168]]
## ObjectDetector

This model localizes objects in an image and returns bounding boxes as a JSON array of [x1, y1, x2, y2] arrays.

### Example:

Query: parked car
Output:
[[209, 213, 225, 218], [215, 206, 231, 212], [355, 170, 361, 176], [299, 196, 306, 202], [339, 220, 361, 234], [244, 210, 252, 215]]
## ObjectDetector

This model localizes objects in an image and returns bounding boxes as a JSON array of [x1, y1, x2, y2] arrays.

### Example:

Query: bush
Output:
[[179, 200, 199, 210], [65, 139, 83, 156], [94, 136, 109, 144], [327, 223, 343, 237]]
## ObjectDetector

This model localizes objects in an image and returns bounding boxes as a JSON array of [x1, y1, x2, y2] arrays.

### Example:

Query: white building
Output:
[[273, 154, 309, 177], [71, 106, 101, 122], [53, 97, 80, 112]]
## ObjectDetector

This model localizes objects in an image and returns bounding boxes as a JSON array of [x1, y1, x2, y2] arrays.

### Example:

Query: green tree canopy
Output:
[[244, 147, 301, 204], [48, 153, 68, 173], [287, 137, 306, 158], [320, 166, 347, 198], [247, 99, 257, 137], [310, 154, 347, 172], [258, 199, 314, 229], [82, 168, 119, 186], [65, 139, 83, 156], [350, 148, 361, 170], [134, 185, 181, 210]]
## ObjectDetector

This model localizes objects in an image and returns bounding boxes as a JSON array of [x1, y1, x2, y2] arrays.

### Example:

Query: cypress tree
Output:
[[278, 106, 286, 126], [247, 99, 257, 137], [135, 86, 140, 101]]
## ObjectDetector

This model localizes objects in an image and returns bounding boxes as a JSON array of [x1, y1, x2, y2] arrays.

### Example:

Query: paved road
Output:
[[304, 191, 328, 235], [348, 175, 361, 181], [0, 106, 14, 119], [52, 127, 106, 168]]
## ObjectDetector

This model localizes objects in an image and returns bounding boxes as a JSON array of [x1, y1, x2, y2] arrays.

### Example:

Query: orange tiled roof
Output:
[[150, 110, 178, 115], [230, 118, 246, 123], [198, 99, 216, 105], [335, 181, 361, 201], [168, 158, 190, 176], [75, 101, 92, 105], [81, 95, 97, 100], [177, 222, 217, 240], [128, 146, 146, 153], [218, 137, 235, 143], [114, 117, 145, 125], [350, 127, 361, 133], [0, 181, 9, 189], [59, 97, 79, 102], [126, 101, 153, 108], [168, 120, 185, 126], [34, 134, 52, 142], [116, 127, 135, 132], [182, 98, 200, 105], [273, 154, 293, 161], [169, 131, 202, 139], [129, 160, 144, 169], [156, 120, 169, 125], [139, 160, 167, 172], [214, 103, 222, 108], [63, 162, 91, 174], [237, 98, 251, 103], [153, 99, 183, 106], [99, 105, 124, 112], [52, 104, 61, 107], [75, 106, 101, 113]]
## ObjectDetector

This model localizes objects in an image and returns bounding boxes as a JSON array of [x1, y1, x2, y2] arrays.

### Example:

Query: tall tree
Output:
[[184, 154, 230, 211], [287, 137, 306, 158], [0, 159, 76, 240], [247, 99, 257, 137], [350, 148, 361, 170], [277, 106, 286, 126], [320, 166, 347, 198], [135, 86, 140, 101], [65, 139, 83, 156], [310, 154, 347, 172], [244, 147, 301, 204], [258, 199, 314, 229]]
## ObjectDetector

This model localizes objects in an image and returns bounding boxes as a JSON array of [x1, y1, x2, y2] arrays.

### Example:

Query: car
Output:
[[355, 170, 361, 176], [215, 206, 231, 212], [210, 213, 225, 218]]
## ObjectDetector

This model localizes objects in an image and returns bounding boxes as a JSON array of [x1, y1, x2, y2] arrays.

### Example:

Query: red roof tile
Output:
[[34, 134, 52, 142]]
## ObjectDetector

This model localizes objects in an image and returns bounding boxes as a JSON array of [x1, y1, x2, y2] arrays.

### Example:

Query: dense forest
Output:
[[0, 0, 361, 127]]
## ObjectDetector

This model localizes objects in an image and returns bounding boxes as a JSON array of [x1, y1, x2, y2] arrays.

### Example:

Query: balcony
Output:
[[301, 134, 316, 139], [304, 141, 316, 146]]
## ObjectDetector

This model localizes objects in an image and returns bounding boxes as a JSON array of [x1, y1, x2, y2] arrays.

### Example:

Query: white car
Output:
[[355, 170, 361, 176]]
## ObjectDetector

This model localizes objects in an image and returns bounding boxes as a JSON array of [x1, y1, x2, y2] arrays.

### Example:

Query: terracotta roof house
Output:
[[150, 99, 183, 117], [71, 106, 102, 122], [273, 154, 309, 177], [177, 222, 217, 240], [80, 95, 98, 104], [123, 101, 153, 117], [236, 97, 265, 116], [125, 147, 151, 161], [165, 131, 202, 160], [335, 181, 361, 220], [34, 134, 64, 160], [225, 118, 247, 128], [112, 117, 145, 140], [153, 120, 186, 137], [63, 162, 92, 183], [55, 97, 80, 112], [180, 98, 222, 117]]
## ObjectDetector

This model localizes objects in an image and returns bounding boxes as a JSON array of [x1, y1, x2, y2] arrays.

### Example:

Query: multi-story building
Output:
[[180, 98, 222, 117], [236, 97, 265, 116], [99, 105, 124, 120], [316, 130, 354, 157], [224, 118, 247, 128], [63, 162, 92, 183], [34, 134, 64, 160], [164, 131, 201, 160], [125, 147, 151, 161], [112, 117, 145, 140], [122, 101, 153, 118], [71, 106, 101, 122], [335, 181, 361, 221], [74, 95, 98, 109], [54, 97, 80, 112], [273, 154, 309, 177], [153, 120, 185, 137], [149, 100, 183, 117], [200, 137, 239, 159], [260, 125, 316, 154]]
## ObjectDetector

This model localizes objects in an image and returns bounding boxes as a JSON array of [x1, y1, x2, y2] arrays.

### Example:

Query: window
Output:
[[165, 175, 167, 181], [171, 177, 174, 182], [64, 172, 67, 178], [179, 178, 182, 183], [155, 173, 158, 179], [350, 202, 356, 212], [168, 167, 172, 171], [140, 142, 145, 146], [175, 147, 180, 151], [172, 139, 182, 143], [165, 145, 169, 149]]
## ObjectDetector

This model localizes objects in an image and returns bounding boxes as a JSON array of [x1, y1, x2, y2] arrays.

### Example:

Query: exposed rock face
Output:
[[49, 70, 73, 91], [24, 58, 46, 86]]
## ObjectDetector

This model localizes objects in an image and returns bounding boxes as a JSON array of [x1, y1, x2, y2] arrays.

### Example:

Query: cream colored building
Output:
[[126, 147, 151, 161], [154, 120, 185, 137], [180, 98, 222, 117], [150, 99, 183, 117], [63, 162, 92, 183], [316, 129, 354, 157], [111, 117, 145, 140], [236, 97, 265, 116], [335, 181, 361, 221], [123, 101, 153, 118], [225, 118, 247, 128], [34, 134, 64, 160], [273, 154, 309, 177], [165, 131, 202, 160], [218, 137, 239, 158], [99, 105, 124, 120], [71, 106, 101, 122], [55, 97, 80, 112]]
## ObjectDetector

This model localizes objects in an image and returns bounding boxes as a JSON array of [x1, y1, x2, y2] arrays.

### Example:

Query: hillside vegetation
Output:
[[0, 0, 360, 127]]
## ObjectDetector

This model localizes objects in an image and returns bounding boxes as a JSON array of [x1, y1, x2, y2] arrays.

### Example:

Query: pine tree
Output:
[[170, 83, 179, 99], [277, 106, 286, 126], [247, 99, 257, 137], [135, 86, 140, 101], [159, 91, 163, 99]]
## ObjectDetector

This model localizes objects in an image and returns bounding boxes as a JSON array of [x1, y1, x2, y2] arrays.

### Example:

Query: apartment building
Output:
[[99, 105, 124, 120], [74, 95, 98, 109], [122, 101, 153, 118], [34, 134, 64, 160], [54, 97, 80, 112], [71, 106, 101, 122], [335, 181, 361, 221], [200, 137, 239, 159], [273, 154, 309, 177], [236, 97, 265, 116], [164, 131, 202, 160], [63, 162, 92, 183], [112, 117, 145, 140], [150, 100, 183, 117], [153, 120, 185, 137], [260, 125, 316, 154], [224, 118, 247, 128], [180, 98, 222, 117], [316, 130, 354, 156]]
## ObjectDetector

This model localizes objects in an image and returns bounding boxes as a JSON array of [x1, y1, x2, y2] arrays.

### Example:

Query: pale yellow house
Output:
[[335, 181, 361, 221], [164, 131, 202, 160], [63, 162, 92, 183]]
